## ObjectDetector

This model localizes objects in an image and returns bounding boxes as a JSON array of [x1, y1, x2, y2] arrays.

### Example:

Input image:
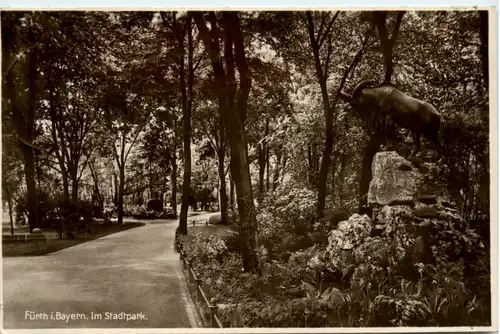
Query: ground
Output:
[[2, 217, 204, 328]]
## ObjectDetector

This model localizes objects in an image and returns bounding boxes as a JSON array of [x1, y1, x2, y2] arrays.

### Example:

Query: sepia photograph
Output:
[[1, 9, 497, 331]]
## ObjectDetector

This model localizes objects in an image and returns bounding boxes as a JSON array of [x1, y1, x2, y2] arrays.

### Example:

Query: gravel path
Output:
[[2, 219, 196, 329]]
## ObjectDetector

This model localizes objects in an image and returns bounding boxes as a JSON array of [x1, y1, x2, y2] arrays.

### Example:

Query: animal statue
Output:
[[340, 79, 442, 159]]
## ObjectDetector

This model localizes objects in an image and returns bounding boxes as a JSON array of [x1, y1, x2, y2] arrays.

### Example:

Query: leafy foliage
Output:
[[2, 10, 490, 327]]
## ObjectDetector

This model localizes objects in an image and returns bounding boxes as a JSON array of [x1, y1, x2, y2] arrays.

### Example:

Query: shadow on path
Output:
[[3, 219, 195, 329]]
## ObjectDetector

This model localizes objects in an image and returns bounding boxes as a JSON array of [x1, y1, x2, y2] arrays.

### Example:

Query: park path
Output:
[[2, 218, 198, 329]]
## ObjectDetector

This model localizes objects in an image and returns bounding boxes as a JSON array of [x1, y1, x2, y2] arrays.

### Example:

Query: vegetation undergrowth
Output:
[[179, 184, 490, 327]]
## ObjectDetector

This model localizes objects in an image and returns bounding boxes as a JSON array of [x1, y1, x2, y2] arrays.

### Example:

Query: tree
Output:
[[2, 114, 24, 235], [102, 80, 148, 224], [159, 12, 197, 235], [305, 11, 370, 220], [2, 12, 43, 232], [194, 100, 230, 224], [193, 11, 259, 272], [372, 11, 404, 83]]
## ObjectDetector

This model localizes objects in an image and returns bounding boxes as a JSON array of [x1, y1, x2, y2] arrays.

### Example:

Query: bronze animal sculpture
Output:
[[340, 79, 442, 159]]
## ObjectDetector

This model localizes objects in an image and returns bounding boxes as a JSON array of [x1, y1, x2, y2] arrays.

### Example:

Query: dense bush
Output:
[[257, 185, 317, 260], [441, 111, 489, 221], [15, 192, 98, 237], [122, 204, 166, 219]]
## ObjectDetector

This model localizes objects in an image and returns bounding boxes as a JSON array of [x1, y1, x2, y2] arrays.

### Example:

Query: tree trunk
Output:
[[4, 184, 15, 235], [223, 12, 259, 272], [170, 153, 177, 216], [280, 154, 288, 186], [373, 11, 404, 83], [229, 170, 235, 213], [307, 143, 319, 186], [194, 11, 259, 272], [266, 147, 270, 192], [3, 15, 40, 233], [179, 136, 191, 235], [148, 164, 153, 199], [218, 148, 229, 225], [258, 146, 266, 200], [331, 155, 337, 201], [89, 162, 103, 207], [21, 145, 39, 233], [272, 148, 282, 191], [113, 173, 118, 206], [178, 15, 194, 236], [257, 119, 270, 196], [338, 154, 347, 207], [307, 13, 334, 221], [117, 165, 125, 224], [479, 10, 489, 88], [227, 127, 259, 271], [71, 170, 79, 202]]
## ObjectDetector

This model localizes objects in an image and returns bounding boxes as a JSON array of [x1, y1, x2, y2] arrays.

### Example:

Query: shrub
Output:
[[257, 185, 317, 260], [102, 206, 116, 222], [147, 199, 163, 212]]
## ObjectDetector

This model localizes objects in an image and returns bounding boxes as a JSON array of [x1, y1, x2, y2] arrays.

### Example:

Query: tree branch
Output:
[[389, 12, 405, 47], [318, 11, 339, 50]]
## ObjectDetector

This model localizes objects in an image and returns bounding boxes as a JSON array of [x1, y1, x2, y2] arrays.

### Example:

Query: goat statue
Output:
[[340, 79, 442, 159]]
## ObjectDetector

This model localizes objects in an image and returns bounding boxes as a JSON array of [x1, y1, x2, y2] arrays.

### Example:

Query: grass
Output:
[[185, 223, 237, 242], [3, 221, 145, 257]]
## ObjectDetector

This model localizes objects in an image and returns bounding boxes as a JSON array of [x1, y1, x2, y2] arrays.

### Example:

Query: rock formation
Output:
[[319, 151, 487, 326]]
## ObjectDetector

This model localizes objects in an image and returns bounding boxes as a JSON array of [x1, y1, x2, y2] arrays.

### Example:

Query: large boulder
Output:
[[368, 151, 423, 206], [368, 151, 449, 208], [325, 214, 372, 270]]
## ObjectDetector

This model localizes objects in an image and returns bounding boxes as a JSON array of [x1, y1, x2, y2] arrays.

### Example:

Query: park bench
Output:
[[2, 232, 47, 256]]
